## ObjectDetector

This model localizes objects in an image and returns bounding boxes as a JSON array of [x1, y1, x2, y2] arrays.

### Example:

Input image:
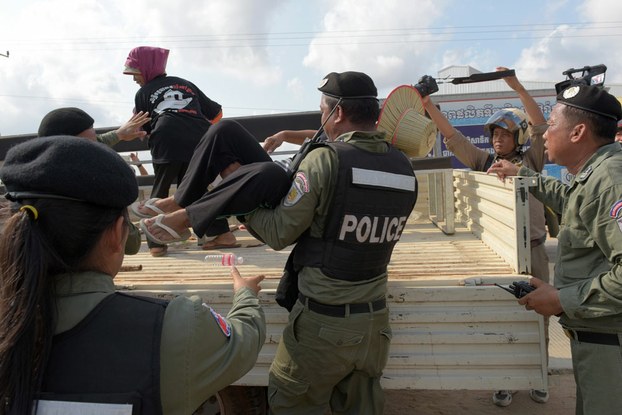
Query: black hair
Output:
[[0, 199, 124, 414], [324, 95, 380, 127], [563, 105, 617, 143]]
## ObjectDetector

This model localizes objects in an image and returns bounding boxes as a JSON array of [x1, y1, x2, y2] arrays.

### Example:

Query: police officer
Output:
[[0, 136, 265, 414], [421, 67, 551, 406], [37, 106, 150, 257], [243, 72, 418, 414], [37, 106, 150, 147], [488, 84, 622, 415]]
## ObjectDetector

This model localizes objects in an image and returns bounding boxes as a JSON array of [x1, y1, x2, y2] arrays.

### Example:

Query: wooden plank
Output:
[[114, 170, 546, 391]]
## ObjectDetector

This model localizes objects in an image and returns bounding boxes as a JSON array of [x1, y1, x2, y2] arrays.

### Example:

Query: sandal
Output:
[[130, 198, 164, 219], [140, 214, 191, 245]]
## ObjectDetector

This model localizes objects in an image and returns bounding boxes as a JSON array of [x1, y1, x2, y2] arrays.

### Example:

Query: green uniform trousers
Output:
[[268, 300, 391, 415], [570, 335, 622, 415]]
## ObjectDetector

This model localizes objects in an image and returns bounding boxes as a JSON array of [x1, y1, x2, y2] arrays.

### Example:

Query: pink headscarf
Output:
[[123, 46, 169, 84]]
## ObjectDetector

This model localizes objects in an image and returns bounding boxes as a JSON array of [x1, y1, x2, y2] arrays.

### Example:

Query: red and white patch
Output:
[[610, 199, 622, 233], [284, 172, 310, 207], [206, 305, 231, 338]]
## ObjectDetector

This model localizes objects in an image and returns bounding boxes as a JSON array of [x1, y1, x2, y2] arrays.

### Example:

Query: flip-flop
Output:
[[140, 214, 191, 245], [130, 198, 164, 219]]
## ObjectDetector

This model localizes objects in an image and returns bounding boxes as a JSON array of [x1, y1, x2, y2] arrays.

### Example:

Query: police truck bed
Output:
[[115, 170, 547, 391]]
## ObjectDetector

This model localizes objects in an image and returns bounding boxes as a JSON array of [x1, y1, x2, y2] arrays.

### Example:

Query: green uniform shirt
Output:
[[518, 142, 622, 332], [97, 131, 120, 148], [247, 131, 391, 305], [93, 131, 141, 255], [53, 271, 266, 414]]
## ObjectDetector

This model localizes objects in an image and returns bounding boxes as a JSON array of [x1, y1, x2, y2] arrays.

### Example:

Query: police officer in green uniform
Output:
[[37, 106, 151, 256], [488, 84, 622, 415], [244, 72, 418, 414], [0, 136, 266, 415]]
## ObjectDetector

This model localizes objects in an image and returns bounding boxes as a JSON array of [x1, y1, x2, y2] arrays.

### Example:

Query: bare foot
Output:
[[149, 246, 168, 257], [142, 212, 191, 243], [136, 196, 182, 217], [202, 231, 239, 250]]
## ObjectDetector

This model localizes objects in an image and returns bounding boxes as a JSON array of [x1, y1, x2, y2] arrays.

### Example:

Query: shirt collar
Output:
[[54, 271, 116, 297], [574, 142, 621, 183]]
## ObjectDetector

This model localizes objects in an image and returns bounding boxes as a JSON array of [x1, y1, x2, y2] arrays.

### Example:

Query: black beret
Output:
[[557, 84, 622, 121], [318, 71, 378, 99], [1, 136, 138, 208], [38, 107, 95, 137]]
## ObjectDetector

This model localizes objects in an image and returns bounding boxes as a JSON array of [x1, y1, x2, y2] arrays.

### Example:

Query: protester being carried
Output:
[[132, 119, 323, 250]]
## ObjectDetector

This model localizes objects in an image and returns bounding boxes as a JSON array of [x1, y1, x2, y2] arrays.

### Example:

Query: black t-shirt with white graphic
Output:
[[134, 75, 222, 163]]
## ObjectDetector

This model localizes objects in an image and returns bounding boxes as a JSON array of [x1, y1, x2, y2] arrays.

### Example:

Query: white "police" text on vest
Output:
[[339, 215, 408, 243]]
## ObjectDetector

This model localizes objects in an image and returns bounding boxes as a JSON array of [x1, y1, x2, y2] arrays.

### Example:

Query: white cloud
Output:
[[440, 47, 495, 74], [512, 0, 622, 84], [0, 0, 290, 134], [286, 77, 305, 101], [2, 0, 622, 136], [302, 0, 449, 92], [130, 0, 287, 85]]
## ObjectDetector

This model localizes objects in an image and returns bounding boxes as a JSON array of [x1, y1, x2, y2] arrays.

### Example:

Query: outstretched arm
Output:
[[115, 111, 151, 141], [263, 129, 317, 153], [498, 66, 546, 125], [421, 96, 457, 139], [130, 152, 149, 176]]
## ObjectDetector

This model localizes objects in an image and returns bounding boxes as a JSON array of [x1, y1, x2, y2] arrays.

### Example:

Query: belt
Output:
[[298, 293, 386, 317], [530, 234, 547, 248], [563, 328, 620, 346]]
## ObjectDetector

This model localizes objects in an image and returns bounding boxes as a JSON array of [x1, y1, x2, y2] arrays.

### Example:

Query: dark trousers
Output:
[[149, 161, 190, 248], [174, 119, 274, 237], [186, 162, 292, 237]]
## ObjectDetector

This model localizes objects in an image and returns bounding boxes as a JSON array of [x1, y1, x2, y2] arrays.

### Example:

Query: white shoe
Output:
[[492, 390, 514, 407], [529, 389, 549, 403]]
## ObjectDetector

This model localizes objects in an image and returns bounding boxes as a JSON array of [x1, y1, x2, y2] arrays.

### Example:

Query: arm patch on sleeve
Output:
[[284, 172, 310, 207], [205, 304, 232, 338], [609, 199, 622, 233]]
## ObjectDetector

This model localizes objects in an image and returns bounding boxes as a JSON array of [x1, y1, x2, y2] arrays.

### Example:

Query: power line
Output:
[[6, 32, 622, 53], [4, 21, 622, 50]]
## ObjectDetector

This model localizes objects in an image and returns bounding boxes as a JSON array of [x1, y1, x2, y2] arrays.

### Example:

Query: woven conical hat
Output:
[[377, 85, 437, 157]]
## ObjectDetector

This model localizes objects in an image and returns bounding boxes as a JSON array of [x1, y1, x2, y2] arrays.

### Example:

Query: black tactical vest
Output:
[[36, 293, 168, 415], [295, 141, 417, 281]]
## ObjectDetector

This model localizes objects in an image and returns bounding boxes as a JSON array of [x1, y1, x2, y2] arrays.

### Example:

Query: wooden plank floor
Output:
[[116, 217, 517, 291], [116, 218, 547, 391]]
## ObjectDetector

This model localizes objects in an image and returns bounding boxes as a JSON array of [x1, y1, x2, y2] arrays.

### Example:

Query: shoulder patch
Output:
[[284, 172, 310, 207], [609, 200, 622, 219], [610, 200, 622, 233], [206, 304, 231, 338]]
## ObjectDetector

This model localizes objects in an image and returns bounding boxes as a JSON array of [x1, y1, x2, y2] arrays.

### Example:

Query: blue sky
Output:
[[1, 0, 622, 137]]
